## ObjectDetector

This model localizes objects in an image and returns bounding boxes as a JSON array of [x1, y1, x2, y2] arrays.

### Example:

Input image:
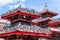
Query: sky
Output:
[[0, 0, 60, 19]]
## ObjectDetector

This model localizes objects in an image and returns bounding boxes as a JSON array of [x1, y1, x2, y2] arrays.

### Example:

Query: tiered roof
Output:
[[0, 4, 59, 38], [1, 6, 40, 24]]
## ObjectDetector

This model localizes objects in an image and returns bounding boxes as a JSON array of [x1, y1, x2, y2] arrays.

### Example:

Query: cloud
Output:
[[0, 0, 18, 6], [8, 0, 25, 10], [8, 3, 25, 10], [20, 0, 26, 2], [0, 0, 26, 14], [0, 0, 25, 6]]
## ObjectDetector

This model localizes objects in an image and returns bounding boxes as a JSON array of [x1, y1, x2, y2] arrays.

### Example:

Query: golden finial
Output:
[[44, 3, 48, 11]]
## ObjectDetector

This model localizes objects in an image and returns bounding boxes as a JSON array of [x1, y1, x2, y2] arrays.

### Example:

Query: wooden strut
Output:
[[3, 35, 39, 40]]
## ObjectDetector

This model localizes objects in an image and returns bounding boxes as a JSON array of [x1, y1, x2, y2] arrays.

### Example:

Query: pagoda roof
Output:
[[0, 22, 52, 37], [39, 4, 57, 16], [1, 10, 40, 24], [0, 31, 51, 38], [2, 10, 40, 20], [50, 27, 60, 34], [39, 10, 57, 16], [2, 6, 39, 18], [48, 20, 60, 27], [31, 17, 53, 25], [38, 18, 53, 23], [2, 10, 38, 17]]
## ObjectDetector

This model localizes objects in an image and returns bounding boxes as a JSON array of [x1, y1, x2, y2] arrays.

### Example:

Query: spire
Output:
[[20, 5, 22, 8], [44, 3, 48, 11]]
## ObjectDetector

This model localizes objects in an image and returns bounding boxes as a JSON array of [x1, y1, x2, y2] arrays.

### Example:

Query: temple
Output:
[[0, 4, 59, 40]]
